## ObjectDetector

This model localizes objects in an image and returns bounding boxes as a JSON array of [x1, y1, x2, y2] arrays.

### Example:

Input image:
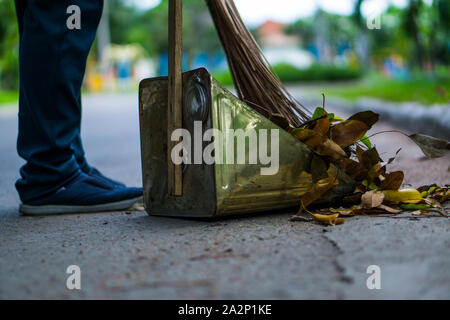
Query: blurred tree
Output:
[[403, 0, 425, 68], [0, 0, 19, 90], [369, 6, 414, 67], [286, 18, 315, 46], [352, 0, 370, 68], [427, 0, 449, 66], [106, 0, 223, 70], [287, 11, 358, 64]]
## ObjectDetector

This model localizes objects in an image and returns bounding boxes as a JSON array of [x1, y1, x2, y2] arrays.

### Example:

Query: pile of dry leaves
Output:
[[271, 101, 449, 226], [206, 0, 449, 225]]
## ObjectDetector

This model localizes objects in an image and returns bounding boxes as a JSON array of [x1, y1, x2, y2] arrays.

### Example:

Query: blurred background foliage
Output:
[[0, 0, 449, 105], [0, 0, 19, 97]]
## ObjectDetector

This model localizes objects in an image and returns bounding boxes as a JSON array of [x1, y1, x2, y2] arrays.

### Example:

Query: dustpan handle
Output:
[[168, 0, 183, 196]]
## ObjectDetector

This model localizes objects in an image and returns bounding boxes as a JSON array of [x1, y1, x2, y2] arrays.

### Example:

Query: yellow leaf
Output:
[[383, 188, 422, 204], [312, 213, 344, 226]]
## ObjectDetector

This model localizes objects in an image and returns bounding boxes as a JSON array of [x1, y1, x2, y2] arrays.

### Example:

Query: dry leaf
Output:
[[378, 204, 402, 214], [408, 134, 449, 158], [386, 148, 402, 165], [331, 120, 369, 148], [337, 158, 368, 180], [313, 115, 330, 137], [311, 213, 344, 226], [297, 177, 339, 215], [342, 193, 363, 206], [314, 138, 347, 160], [362, 190, 385, 209], [417, 185, 449, 204], [348, 111, 380, 129], [328, 207, 356, 216], [356, 146, 365, 163], [380, 171, 404, 190], [292, 128, 316, 141], [361, 147, 383, 170], [305, 134, 325, 149], [368, 163, 385, 180]]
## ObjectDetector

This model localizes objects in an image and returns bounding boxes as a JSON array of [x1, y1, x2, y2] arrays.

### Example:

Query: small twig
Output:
[[298, 115, 327, 128], [367, 130, 409, 139]]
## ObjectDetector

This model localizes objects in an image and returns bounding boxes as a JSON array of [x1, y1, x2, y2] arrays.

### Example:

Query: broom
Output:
[[206, 0, 311, 127]]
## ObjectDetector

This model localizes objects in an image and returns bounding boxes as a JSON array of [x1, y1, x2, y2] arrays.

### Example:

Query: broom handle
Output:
[[168, 0, 183, 196]]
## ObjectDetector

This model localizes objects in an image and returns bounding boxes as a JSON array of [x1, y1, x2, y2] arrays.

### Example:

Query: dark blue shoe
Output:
[[20, 173, 143, 216], [82, 166, 126, 189]]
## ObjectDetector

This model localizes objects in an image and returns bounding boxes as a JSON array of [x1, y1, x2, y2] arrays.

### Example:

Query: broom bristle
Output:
[[207, 0, 311, 127]]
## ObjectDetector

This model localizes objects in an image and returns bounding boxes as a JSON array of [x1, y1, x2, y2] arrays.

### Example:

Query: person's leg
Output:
[[72, 130, 126, 189], [15, 0, 104, 203], [71, 96, 125, 188], [14, 0, 142, 214]]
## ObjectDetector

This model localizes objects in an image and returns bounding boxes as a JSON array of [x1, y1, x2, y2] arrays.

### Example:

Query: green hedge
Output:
[[213, 63, 363, 86]]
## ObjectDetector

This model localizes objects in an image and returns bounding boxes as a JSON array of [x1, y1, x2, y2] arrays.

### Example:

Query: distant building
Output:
[[258, 20, 314, 69]]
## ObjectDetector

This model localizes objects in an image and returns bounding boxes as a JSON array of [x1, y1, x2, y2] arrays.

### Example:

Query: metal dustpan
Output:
[[138, 68, 355, 218], [138, 0, 354, 218]]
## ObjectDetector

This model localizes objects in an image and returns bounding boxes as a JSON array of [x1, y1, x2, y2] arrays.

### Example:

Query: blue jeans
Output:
[[14, 0, 104, 202]]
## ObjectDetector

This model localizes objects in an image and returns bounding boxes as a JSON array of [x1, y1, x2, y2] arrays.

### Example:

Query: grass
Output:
[[0, 90, 18, 105], [321, 73, 450, 105]]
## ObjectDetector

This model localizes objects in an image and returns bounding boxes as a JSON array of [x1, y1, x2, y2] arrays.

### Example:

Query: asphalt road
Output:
[[0, 93, 449, 299]]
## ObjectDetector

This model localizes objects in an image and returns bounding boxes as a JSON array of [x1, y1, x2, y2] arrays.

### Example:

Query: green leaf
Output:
[[312, 107, 326, 119], [400, 204, 431, 211], [360, 135, 372, 148]]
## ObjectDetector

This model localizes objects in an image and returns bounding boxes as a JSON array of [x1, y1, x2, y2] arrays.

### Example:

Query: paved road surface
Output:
[[0, 93, 448, 299]]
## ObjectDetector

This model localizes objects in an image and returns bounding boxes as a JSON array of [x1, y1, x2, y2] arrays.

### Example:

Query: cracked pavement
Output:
[[0, 93, 449, 299]]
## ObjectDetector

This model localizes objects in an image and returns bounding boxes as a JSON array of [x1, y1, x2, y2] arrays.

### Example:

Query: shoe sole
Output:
[[20, 196, 143, 216]]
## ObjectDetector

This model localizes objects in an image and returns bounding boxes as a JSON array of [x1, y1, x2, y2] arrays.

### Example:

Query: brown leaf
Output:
[[292, 128, 325, 148], [338, 158, 368, 180], [343, 193, 363, 206], [348, 111, 380, 129], [356, 146, 365, 163], [387, 148, 402, 165], [408, 134, 449, 158], [297, 177, 339, 215], [331, 120, 369, 148], [313, 116, 330, 137], [314, 138, 347, 160], [305, 134, 325, 149], [361, 147, 382, 170], [362, 190, 385, 209], [368, 163, 385, 180], [380, 171, 404, 190], [292, 128, 316, 141]]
